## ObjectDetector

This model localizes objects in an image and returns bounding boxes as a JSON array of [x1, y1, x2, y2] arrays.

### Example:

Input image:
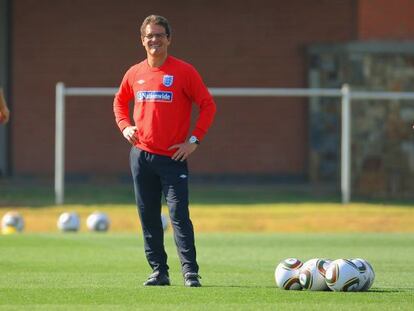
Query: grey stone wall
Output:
[[308, 42, 414, 198]]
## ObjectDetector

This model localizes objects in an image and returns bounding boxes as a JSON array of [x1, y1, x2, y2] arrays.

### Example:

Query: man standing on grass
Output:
[[113, 15, 216, 287]]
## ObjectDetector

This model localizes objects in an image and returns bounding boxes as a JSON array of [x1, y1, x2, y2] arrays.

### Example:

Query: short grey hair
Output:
[[140, 15, 171, 38]]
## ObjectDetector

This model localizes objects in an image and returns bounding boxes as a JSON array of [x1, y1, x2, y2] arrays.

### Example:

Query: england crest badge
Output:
[[162, 75, 174, 87]]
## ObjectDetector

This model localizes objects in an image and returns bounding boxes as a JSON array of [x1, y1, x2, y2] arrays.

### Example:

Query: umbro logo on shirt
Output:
[[137, 79, 145, 84]]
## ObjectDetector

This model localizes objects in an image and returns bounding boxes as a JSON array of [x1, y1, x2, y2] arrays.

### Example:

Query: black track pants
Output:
[[130, 146, 199, 275]]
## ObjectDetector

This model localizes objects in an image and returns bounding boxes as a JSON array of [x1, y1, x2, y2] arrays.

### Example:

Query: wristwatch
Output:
[[188, 135, 200, 145]]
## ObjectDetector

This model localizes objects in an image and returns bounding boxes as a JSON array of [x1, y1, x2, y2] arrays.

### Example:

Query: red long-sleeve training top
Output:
[[113, 56, 216, 157]]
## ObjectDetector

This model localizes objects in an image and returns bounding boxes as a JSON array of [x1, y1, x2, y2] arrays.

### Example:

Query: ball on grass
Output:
[[299, 258, 331, 291], [275, 258, 303, 290], [161, 213, 169, 231], [87, 212, 110, 232], [1, 211, 24, 234], [325, 259, 360, 292], [57, 212, 80, 232], [351, 258, 375, 291]]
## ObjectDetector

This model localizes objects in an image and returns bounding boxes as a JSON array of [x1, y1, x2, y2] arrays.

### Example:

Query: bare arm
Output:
[[0, 89, 10, 124]]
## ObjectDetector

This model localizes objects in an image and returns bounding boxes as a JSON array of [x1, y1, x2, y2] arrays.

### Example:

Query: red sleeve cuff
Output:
[[118, 120, 132, 132], [192, 128, 207, 141]]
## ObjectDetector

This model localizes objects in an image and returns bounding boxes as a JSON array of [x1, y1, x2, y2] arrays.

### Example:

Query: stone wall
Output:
[[308, 43, 414, 198]]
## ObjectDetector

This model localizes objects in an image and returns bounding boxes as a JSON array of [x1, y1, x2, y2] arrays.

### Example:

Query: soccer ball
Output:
[[161, 213, 169, 231], [57, 212, 80, 232], [275, 258, 303, 290], [1, 211, 24, 234], [351, 258, 375, 291], [325, 259, 360, 292], [299, 258, 331, 291], [86, 212, 110, 232]]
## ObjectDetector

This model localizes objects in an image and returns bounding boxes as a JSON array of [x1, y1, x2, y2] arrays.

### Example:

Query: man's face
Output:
[[141, 23, 170, 57]]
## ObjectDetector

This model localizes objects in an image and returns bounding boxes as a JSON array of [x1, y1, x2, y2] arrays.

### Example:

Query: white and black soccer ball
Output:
[[57, 212, 80, 232], [351, 258, 375, 291], [275, 258, 303, 290], [161, 213, 169, 231], [86, 212, 110, 232], [299, 258, 331, 291], [325, 259, 360, 292], [1, 211, 24, 233]]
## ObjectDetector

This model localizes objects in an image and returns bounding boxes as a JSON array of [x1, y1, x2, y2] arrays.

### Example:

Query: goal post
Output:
[[55, 83, 414, 205]]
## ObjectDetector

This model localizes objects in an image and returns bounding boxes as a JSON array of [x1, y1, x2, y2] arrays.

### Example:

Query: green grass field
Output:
[[1, 232, 413, 310], [1, 183, 413, 309]]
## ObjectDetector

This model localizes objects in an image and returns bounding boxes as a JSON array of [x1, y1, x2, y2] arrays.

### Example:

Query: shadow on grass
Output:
[[369, 288, 414, 293], [168, 285, 412, 292], [200, 285, 277, 289], [197, 286, 412, 292], [0, 180, 413, 207]]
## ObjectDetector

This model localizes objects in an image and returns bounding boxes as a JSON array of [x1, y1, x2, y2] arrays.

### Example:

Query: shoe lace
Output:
[[147, 272, 159, 280], [185, 272, 201, 280], [148, 271, 168, 280]]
